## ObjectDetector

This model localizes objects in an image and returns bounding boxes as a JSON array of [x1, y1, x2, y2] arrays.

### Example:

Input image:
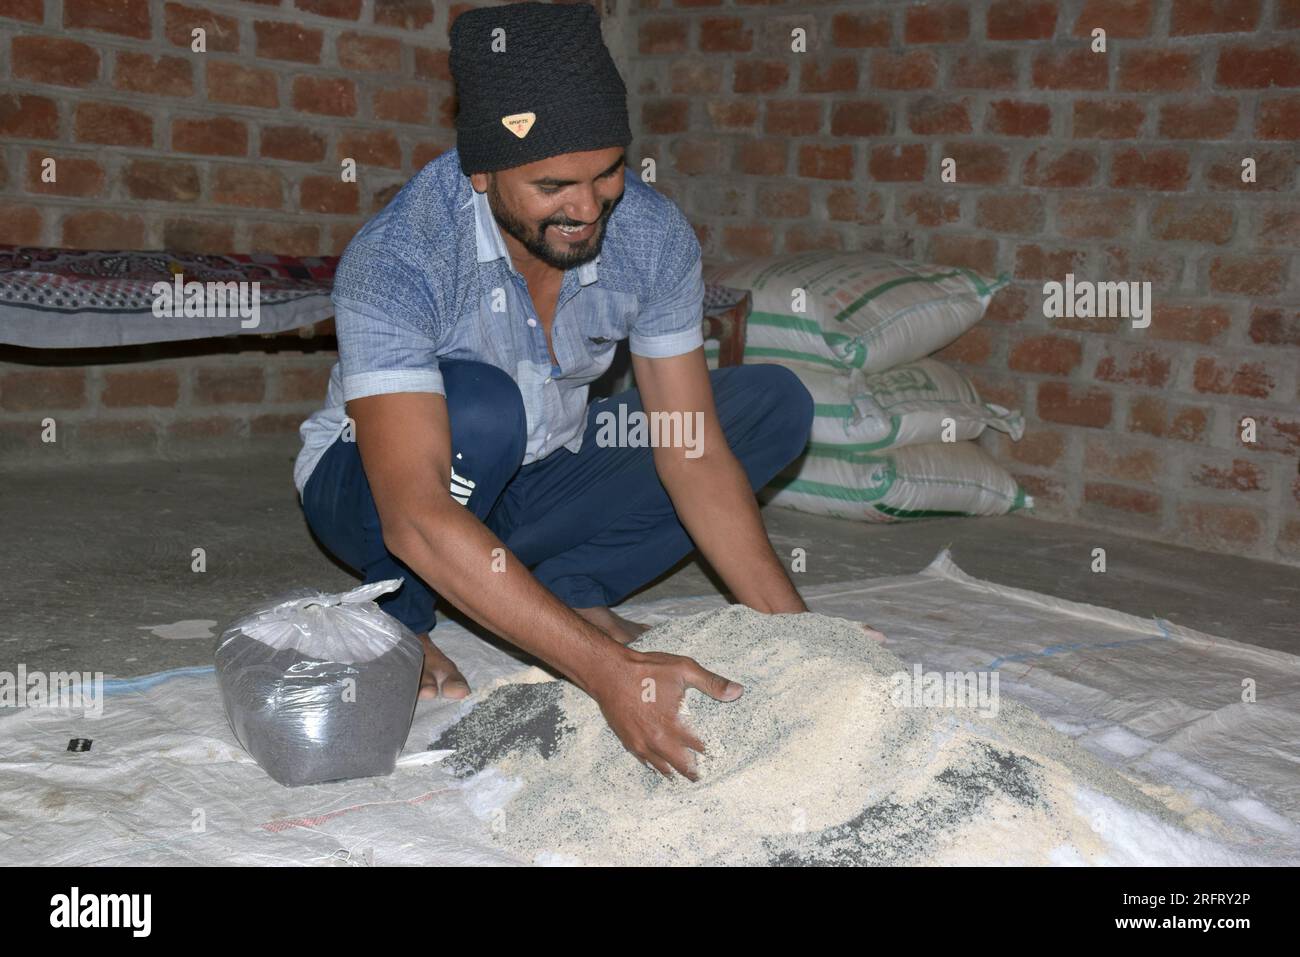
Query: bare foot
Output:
[[573, 606, 651, 646], [414, 632, 471, 700]]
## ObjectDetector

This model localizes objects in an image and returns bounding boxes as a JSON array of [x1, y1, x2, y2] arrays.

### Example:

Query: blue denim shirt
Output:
[[293, 146, 705, 499]]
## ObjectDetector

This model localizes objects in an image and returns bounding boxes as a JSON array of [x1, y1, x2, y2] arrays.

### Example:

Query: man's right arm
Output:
[[346, 390, 740, 779]]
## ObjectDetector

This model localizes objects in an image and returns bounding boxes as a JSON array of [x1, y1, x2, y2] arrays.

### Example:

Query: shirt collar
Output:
[[464, 178, 600, 286]]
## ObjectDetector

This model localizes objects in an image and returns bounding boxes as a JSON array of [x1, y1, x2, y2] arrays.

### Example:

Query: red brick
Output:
[[734, 60, 789, 94], [1247, 306, 1300, 345], [1110, 148, 1191, 190], [784, 225, 845, 255], [1012, 472, 1066, 506], [830, 100, 890, 137], [207, 61, 279, 109], [261, 125, 325, 162], [1158, 97, 1240, 138], [292, 76, 357, 116], [987, 100, 1051, 137], [1150, 302, 1233, 343], [932, 325, 993, 365], [699, 17, 753, 53], [1245, 416, 1300, 455], [250, 223, 320, 256], [194, 365, 265, 404], [797, 145, 854, 180], [337, 130, 402, 169], [1072, 99, 1145, 138], [62, 210, 145, 248], [826, 188, 885, 225], [412, 47, 449, 82], [721, 224, 775, 259], [0, 204, 42, 244], [1006, 429, 1067, 467], [1216, 45, 1300, 88], [908, 96, 971, 135], [1118, 49, 1199, 91], [642, 99, 688, 133], [65, 0, 150, 38], [1177, 503, 1263, 549], [255, 20, 323, 62], [1057, 196, 1135, 238], [705, 100, 758, 130], [12, 36, 99, 87], [984, 284, 1029, 323], [736, 139, 787, 175], [900, 191, 960, 227], [101, 369, 179, 408], [872, 51, 937, 90], [1146, 199, 1233, 243], [640, 19, 687, 54], [868, 144, 927, 182], [410, 141, 446, 170], [987, 0, 1057, 39], [975, 193, 1045, 233], [1192, 357, 1277, 398], [72, 102, 152, 146], [112, 52, 194, 96], [1171, 0, 1263, 35], [173, 116, 247, 156], [831, 10, 892, 47], [1127, 396, 1208, 442], [0, 369, 86, 411], [1014, 244, 1090, 282], [300, 176, 360, 215], [123, 159, 199, 202], [671, 62, 723, 96], [765, 99, 823, 136], [951, 51, 1019, 89], [672, 137, 730, 176], [373, 85, 430, 125], [1022, 147, 1098, 187], [295, 0, 360, 18], [1009, 334, 1081, 374], [1102, 246, 1183, 288], [275, 365, 332, 402], [944, 142, 1009, 184], [970, 372, 1025, 410], [1205, 148, 1295, 190], [1084, 482, 1161, 514], [905, 3, 969, 43], [162, 218, 234, 253], [799, 58, 858, 94], [0, 0, 42, 23], [1208, 255, 1287, 295], [374, 0, 433, 29], [1072, 0, 1154, 36], [1083, 436, 1161, 482], [1094, 344, 1173, 387], [23, 151, 101, 197], [928, 235, 998, 275], [1032, 49, 1108, 90], [1280, 0, 1300, 28], [757, 183, 811, 218], [1188, 456, 1267, 492], [164, 2, 238, 52], [212, 165, 281, 208], [1037, 382, 1113, 427], [338, 31, 401, 72], [0, 94, 58, 139], [1257, 95, 1300, 139]]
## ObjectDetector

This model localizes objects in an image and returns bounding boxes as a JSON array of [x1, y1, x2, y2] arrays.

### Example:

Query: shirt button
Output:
[[526, 318, 537, 327]]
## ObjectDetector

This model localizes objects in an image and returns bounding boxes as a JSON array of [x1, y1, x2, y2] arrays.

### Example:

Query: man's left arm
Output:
[[631, 345, 807, 615]]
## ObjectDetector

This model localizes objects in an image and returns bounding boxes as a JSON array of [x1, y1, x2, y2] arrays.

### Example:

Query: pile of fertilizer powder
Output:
[[432, 606, 1231, 866]]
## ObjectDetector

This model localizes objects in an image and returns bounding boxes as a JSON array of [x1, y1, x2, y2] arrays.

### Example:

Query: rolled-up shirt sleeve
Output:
[[628, 211, 706, 359], [332, 243, 445, 402]]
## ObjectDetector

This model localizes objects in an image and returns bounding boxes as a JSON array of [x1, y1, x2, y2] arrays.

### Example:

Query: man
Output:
[[295, 2, 875, 780]]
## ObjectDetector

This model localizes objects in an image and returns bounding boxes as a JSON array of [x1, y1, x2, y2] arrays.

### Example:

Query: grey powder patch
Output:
[[431, 682, 574, 778]]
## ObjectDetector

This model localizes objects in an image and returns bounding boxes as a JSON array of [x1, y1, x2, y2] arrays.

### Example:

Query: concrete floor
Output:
[[2, 441, 1297, 678]]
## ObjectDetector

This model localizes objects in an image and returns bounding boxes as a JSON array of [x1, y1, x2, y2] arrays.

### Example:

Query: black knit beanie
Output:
[[449, 1, 632, 176]]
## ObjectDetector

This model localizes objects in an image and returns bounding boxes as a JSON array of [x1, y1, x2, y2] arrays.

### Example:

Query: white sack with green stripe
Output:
[[759, 441, 1032, 523], [703, 253, 1007, 374], [802, 359, 1024, 453]]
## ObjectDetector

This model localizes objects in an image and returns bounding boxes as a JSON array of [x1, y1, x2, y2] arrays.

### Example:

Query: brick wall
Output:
[[1, 0, 1297, 566], [628, 0, 1299, 565]]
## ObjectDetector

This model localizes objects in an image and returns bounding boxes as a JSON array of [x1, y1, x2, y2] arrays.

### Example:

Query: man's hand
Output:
[[587, 647, 742, 781]]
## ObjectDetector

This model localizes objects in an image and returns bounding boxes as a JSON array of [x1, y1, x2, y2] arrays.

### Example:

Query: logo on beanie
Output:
[[501, 112, 536, 138]]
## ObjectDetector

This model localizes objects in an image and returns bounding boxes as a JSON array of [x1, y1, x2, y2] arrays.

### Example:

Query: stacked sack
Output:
[[702, 252, 1031, 522]]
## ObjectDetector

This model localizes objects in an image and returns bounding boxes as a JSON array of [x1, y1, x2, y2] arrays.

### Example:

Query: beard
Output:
[[487, 177, 620, 271]]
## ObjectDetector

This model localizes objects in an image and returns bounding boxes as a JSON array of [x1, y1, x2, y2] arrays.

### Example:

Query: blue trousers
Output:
[[300, 360, 814, 635]]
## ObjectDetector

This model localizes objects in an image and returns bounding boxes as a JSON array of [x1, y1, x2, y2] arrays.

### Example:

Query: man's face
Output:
[[474, 147, 626, 272]]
